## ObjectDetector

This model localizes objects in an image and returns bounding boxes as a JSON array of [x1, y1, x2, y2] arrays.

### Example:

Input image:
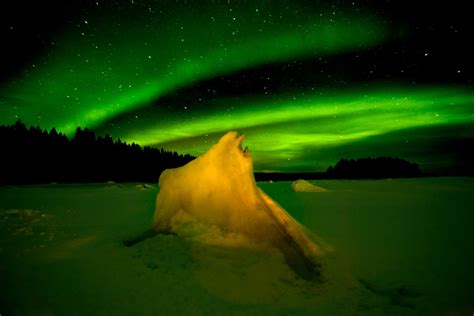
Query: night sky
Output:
[[0, 0, 473, 174]]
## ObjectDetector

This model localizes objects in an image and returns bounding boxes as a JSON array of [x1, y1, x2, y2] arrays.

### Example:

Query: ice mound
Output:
[[153, 131, 332, 279], [136, 184, 153, 190], [292, 179, 329, 192]]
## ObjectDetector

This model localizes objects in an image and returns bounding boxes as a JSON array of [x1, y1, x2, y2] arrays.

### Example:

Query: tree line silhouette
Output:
[[0, 120, 423, 184], [0, 120, 195, 184], [326, 157, 422, 179]]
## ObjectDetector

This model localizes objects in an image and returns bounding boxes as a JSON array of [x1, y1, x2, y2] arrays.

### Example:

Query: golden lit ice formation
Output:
[[153, 131, 331, 279]]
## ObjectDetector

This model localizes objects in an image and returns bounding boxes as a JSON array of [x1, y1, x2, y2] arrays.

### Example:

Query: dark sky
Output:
[[0, 0, 473, 173]]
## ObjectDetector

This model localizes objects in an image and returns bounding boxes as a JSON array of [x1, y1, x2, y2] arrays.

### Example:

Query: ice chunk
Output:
[[136, 184, 153, 190], [292, 179, 329, 192], [153, 131, 332, 279]]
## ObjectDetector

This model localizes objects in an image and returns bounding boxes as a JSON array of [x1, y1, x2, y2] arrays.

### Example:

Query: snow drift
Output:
[[153, 131, 331, 279], [292, 179, 329, 192]]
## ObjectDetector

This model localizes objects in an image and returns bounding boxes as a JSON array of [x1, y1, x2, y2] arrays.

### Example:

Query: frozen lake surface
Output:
[[1, 178, 473, 315]]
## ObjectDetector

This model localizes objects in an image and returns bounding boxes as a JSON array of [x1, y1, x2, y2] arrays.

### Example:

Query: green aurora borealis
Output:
[[99, 86, 474, 172], [1, 1, 473, 173]]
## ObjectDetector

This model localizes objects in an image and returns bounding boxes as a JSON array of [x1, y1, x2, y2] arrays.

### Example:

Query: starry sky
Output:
[[0, 0, 473, 174]]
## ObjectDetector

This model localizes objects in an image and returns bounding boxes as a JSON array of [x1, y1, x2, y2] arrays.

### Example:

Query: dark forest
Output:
[[1, 120, 423, 184], [0, 120, 194, 184]]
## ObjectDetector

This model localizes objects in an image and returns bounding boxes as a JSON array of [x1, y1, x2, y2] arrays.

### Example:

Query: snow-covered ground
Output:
[[1, 178, 473, 315]]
